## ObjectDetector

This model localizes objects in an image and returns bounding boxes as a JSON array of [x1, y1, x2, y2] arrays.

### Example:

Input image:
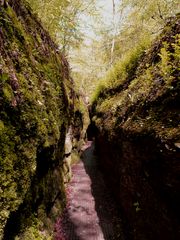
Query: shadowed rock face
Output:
[[96, 134, 180, 240], [93, 15, 180, 240], [0, 0, 70, 238]]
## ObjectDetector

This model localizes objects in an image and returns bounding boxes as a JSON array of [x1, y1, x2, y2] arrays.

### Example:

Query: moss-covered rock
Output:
[[62, 92, 90, 184], [0, 0, 72, 239], [92, 15, 180, 240]]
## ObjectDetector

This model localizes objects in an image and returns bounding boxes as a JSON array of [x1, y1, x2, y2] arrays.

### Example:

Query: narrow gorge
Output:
[[0, 1, 179, 240]]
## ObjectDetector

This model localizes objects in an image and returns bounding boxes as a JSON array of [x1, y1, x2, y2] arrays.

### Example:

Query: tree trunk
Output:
[[110, 0, 115, 66]]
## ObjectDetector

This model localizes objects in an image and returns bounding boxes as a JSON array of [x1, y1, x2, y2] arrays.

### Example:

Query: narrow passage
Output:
[[55, 141, 125, 240]]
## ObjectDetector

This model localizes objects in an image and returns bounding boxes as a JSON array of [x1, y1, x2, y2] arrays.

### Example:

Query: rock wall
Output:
[[62, 74, 90, 185], [62, 107, 90, 185], [92, 15, 180, 240], [0, 0, 74, 239]]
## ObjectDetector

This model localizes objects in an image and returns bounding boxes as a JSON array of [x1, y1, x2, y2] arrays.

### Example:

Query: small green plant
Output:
[[15, 217, 53, 240], [159, 42, 173, 83]]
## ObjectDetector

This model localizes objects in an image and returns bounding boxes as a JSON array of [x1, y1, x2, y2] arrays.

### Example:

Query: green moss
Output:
[[91, 42, 149, 104], [0, 121, 4, 131], [93, 15, 180, 142], [0, 1, 69, 239], [2, 84, 14, 102], [15, 216, 53, 240]]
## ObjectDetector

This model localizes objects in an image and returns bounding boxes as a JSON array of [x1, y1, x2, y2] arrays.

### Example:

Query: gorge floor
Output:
[[55, 141, 125, 240]]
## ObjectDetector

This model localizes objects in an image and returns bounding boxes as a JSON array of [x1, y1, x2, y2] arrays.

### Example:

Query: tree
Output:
[[108, 0, 179, 63], [70, 38, 107, 97], [27, 0, 98, 53], [110, 0, 116, 66]]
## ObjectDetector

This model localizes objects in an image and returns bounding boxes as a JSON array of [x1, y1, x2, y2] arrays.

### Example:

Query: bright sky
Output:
[[97, 0, 121, 21], [80, 0, 121, 44]]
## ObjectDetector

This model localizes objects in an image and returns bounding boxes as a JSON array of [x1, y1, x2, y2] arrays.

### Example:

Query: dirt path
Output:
[[55, 141, 125, 240]]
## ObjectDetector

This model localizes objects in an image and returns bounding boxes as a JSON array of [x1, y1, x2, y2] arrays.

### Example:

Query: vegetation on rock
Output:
[[0, 0, 88, 239], [0, 0, 179, 239], [92, 15, 180, 240], [93, 15, 180, 141]]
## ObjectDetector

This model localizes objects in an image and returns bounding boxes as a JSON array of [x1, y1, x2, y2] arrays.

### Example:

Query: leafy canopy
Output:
[[27, 0, 97, 52]]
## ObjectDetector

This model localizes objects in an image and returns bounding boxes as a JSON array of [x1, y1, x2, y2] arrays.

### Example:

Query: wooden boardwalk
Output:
[[55, 141, 125, 240]]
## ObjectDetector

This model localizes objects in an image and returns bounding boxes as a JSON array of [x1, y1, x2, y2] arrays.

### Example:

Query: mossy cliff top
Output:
[[93, 14, 180, 144], [0, 0, 71, 239]]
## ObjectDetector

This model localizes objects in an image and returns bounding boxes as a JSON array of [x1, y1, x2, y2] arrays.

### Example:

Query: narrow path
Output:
[[55, 141, 125, 240]]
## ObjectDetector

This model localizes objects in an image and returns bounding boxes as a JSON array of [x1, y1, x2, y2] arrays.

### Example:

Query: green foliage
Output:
[[92, 15, 180, 141], [119, 0, 179, 37], [27, 0, 97, 52], [112, 0, 179, 64], [88, 0, 179, 85], [91, 82, 106, 104], [15, 217, 52, 240], [159, 42, 174, 83], [91, 41, 148, 103], [159, 35, 180, 84]]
